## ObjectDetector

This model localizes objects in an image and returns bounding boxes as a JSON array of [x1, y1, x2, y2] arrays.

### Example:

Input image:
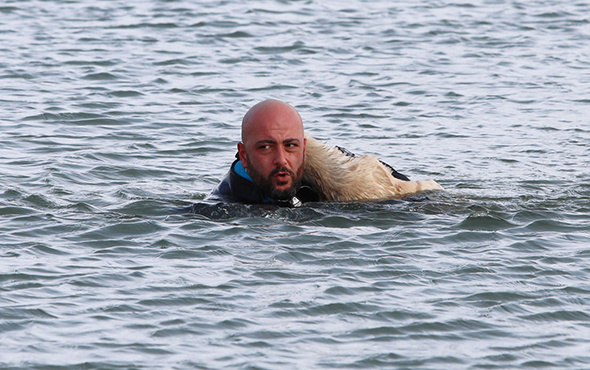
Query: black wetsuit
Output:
[[209, 159, 320, 207]]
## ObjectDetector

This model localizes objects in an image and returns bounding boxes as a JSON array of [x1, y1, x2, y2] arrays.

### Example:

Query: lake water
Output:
[[1, 0, 590, 368]]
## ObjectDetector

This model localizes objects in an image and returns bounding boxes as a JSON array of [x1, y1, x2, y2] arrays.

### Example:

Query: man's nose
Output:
[[274, 147, 288, 166]]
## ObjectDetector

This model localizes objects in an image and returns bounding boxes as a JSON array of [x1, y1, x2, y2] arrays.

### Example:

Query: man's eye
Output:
[[258, 145, 271, 150]]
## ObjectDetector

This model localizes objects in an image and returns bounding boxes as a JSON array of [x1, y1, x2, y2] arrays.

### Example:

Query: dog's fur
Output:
[[303, 134, 443, 202]]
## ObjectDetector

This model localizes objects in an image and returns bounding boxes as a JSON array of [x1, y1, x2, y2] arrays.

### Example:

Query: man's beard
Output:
[[246, 157, 304, 201]]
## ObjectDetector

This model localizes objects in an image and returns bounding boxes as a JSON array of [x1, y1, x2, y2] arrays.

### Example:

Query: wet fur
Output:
[[303, 134, 443, 202]]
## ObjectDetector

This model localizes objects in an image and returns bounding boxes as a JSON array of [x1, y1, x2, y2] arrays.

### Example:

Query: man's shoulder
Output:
[[208, 160, 266, 204], [296, 183, 321, 203]]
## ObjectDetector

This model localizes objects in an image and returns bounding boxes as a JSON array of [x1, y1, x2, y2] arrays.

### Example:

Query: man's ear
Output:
[[237, 142, 248, 169]]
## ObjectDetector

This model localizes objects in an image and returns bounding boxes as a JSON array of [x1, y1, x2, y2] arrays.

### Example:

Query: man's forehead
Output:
[[254, 137, 302, 144], [247, 112, 301, 128], [243, 117, 303, 140]]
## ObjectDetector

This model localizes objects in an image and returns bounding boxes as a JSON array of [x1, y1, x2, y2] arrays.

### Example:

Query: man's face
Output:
[[238, 102, 306, 201]]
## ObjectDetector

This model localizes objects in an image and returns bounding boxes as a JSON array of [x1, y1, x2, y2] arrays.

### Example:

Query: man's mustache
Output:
[[269, 166, 294, 178]]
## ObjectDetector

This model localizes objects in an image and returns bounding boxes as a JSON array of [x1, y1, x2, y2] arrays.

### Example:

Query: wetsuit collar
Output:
[[234, 160, 253, 182]]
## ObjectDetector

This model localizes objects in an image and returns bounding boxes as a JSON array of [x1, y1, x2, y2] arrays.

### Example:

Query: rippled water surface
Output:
[[2, 0, 590, 368]]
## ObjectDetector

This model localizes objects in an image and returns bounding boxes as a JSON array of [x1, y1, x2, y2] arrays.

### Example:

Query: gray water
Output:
[[1, 0, 590, 368]]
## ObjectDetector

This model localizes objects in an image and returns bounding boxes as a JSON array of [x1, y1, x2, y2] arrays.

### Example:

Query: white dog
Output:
[[303, 134, 443, 202]]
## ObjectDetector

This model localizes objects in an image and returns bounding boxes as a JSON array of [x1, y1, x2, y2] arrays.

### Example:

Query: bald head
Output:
[[237, 99, 307, 201], [241, 99, 304, 145]]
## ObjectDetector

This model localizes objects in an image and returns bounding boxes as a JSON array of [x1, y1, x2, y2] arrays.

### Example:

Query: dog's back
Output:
[[303, 134, 443, 202]]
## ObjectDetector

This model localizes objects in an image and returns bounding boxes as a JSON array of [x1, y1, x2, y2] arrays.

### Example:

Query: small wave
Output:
[[82, 72, 118, 81], [456, 213, 516, 231], [108, 90, 144, 98]]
